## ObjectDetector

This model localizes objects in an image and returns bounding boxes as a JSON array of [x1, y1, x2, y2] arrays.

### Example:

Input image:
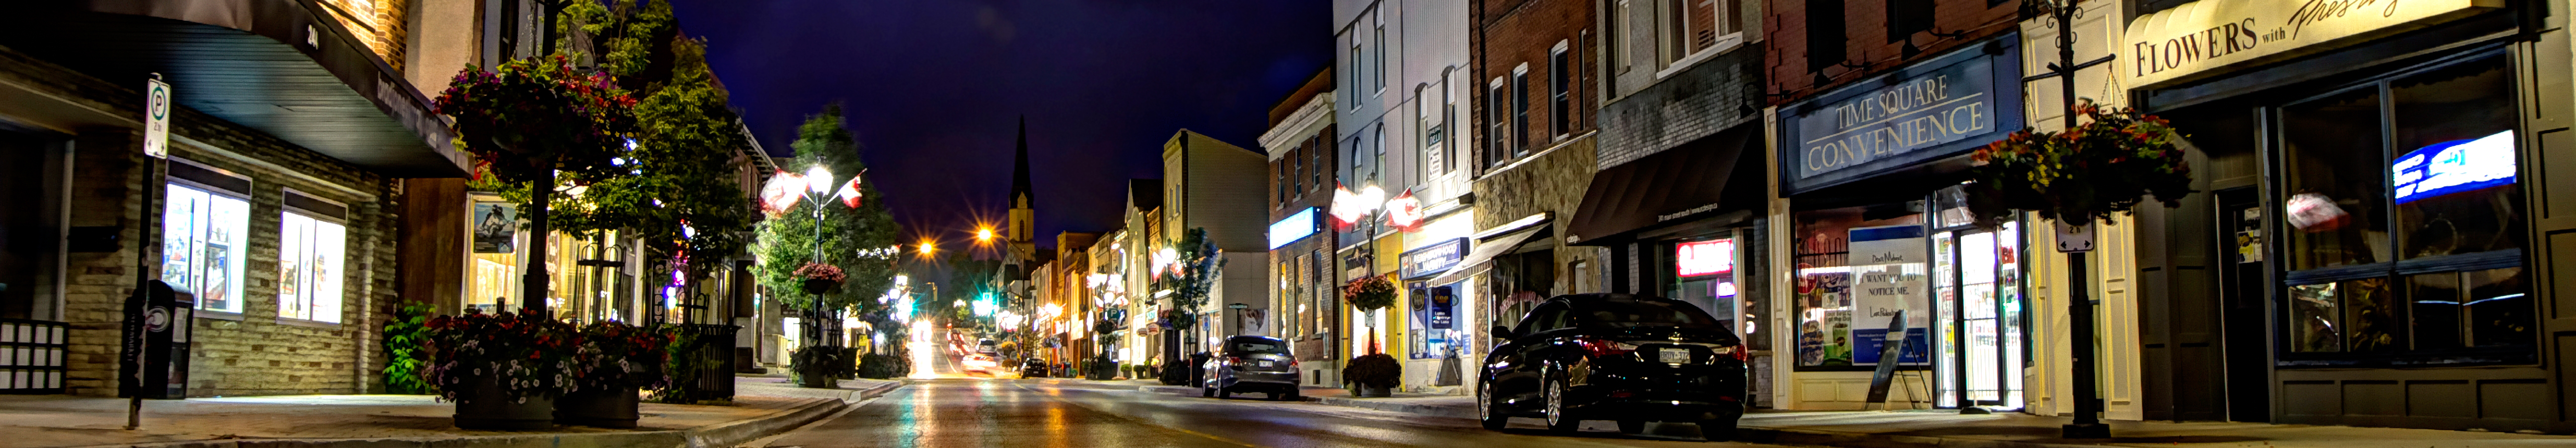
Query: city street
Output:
[[760, 379, 1764, 448]]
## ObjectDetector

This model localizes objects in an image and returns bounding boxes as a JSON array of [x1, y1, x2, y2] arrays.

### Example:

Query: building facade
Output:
[[1157, 131, 1271, 364], [1262, 70, 1343, 387]]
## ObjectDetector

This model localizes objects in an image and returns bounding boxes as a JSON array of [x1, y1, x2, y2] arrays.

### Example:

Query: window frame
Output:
[[1487, 76, 1510, 168], [2266, 49, 2534, 367], [1551, 42, 1573, 139], [1511, 64, 1531, 157], [276, 189, 350, 324]]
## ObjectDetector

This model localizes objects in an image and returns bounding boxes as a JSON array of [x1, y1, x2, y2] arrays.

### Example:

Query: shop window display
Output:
[[2273, 53, 2532, 364], [277, 210, 347, 323], [1791, 202, 1923, 369], [163, 182, 249, 314]]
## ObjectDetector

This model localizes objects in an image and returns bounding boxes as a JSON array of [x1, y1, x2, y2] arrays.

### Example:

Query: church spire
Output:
[[1011, 116, 1033, 206], [1008, 116, 1036, 250]]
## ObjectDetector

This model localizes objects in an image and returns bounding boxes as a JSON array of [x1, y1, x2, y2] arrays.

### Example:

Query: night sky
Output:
[[668, 1, 1331, 255]]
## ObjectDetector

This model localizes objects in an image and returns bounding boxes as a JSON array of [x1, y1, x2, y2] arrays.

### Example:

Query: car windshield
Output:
[[1228, 339, 1285, 354], [1579, 299, 1720, 328]]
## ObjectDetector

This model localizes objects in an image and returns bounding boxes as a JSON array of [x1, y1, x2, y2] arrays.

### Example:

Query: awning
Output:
[[1565, 124, 1763, 245], [1, 3, 467, 177], [1426, 217, 1552, 285]]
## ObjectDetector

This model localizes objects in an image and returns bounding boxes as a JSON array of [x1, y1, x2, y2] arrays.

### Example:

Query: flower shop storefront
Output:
[[1769, 36, 2037, 411], [2121, 0, 2573, 431]]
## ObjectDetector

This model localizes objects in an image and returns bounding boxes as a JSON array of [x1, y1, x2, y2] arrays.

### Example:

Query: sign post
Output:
[[126, 74, 173, 431]]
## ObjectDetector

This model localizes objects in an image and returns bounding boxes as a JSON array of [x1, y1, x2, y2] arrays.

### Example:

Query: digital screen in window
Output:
[[2393, 131, 2516, 204]]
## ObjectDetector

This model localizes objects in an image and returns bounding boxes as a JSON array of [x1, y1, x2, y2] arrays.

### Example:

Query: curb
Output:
[[1294, 397, 2120, 448], [62, 397, 853, 448]]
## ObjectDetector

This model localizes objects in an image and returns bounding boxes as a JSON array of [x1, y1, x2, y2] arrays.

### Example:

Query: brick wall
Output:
[[1596, 48, 1766, 169], [1763, 0, 2021, 103], [1474, 0, 1599, 172], [2, 45, 402, 397]]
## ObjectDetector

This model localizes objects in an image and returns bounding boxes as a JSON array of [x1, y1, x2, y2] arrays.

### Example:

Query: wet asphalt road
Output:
[[759, 378, 1789, 448]]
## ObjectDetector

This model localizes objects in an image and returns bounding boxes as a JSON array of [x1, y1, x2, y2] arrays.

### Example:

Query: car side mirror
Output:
[[1492, 324, 1516, 340]]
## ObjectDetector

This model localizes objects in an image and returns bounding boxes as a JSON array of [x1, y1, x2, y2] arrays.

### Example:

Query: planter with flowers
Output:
[[426, 309, 575, 430], [554, 321, 670, 428], [795, 262, 845, 295], [1963, 100, 2195, 227]]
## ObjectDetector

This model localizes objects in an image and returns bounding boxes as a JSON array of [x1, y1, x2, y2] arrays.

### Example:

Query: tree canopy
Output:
[[752, 106, 903, 318]]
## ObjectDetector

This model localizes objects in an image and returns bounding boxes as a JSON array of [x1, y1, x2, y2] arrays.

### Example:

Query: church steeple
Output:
[[1008, 116, 1036, 254]]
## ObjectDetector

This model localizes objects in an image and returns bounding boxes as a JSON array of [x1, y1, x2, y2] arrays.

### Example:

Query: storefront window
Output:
[[277, 209, 346, 323], [1673, 238, 1740, 338], [1792, 202, 1923, 369], [2281, 88, 2389, 270], [2273, 53, 2531, 364], [163, 182, 249, 314], [2391, 57, 2520, 259]]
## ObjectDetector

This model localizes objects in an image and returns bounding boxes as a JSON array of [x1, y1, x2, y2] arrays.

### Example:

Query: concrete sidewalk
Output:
[[0, 376, 891, 448], [1288, 394, 2576, 448]]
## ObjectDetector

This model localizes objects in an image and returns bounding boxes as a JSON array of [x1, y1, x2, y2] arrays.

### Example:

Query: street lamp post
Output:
[[803, 165, 841, 348]]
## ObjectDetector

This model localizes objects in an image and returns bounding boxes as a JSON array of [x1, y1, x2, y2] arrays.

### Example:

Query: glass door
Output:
[[1933, 222, 2025, 409]]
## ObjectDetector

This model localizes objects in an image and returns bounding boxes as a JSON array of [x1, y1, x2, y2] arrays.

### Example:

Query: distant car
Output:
[[1020, 358, 1049, 377], [977, 338, 998, 355], [1475, 294, 1746, 441], [961, 353, 998, 374], [1201, 335, 1300, 400]]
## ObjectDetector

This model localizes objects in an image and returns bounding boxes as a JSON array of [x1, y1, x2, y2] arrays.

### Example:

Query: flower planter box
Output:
[[453, 375, 555, 430], [554, 386, 640, 428]]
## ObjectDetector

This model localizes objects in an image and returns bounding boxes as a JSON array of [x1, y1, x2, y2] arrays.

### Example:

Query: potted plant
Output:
[[1342, 353, 1400, 397], [790, 346, 844, 388], [1964, 100, 2194, 228], [795, 262, 845, 295], [426, 309, 574, 430], [556, 320, 669, 428]]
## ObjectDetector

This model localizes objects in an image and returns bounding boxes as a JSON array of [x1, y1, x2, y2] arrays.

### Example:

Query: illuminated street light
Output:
[[919, 239, 937, 255], [976, 226, 996, 243], [805, 166, 834, 194]]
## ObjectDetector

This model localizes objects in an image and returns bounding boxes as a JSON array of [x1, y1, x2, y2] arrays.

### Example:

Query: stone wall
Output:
[[1, 45, 401, 397]]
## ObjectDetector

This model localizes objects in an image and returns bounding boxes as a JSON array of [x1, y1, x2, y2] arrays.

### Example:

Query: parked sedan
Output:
[[1201, 335, 1301, 400], [1475, 294, 1746, 441]]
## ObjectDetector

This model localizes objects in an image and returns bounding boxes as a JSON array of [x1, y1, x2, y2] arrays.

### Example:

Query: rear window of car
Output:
[[1579, 299, 1719, 328], [1229, 339, 1285, 354]]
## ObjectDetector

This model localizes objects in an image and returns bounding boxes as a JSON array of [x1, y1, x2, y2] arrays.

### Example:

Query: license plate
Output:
[[1259, 360, 1274, 367], [1659, 348, 1692, 364]]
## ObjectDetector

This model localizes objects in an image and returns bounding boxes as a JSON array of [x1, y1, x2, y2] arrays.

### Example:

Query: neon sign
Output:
[[1676, 239, 1735, 277], [2393, 130, 2515, 204], [1269, 207, 1321, 249]]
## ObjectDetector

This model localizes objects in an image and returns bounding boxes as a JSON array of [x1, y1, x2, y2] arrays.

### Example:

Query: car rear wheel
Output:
[[1700, 418, 1737, 442], [1283, 389, 1302, 401], [1477, 382, 1508, 431], [1217, 387, 1232, 399], [1544, 379, 1579, 434]]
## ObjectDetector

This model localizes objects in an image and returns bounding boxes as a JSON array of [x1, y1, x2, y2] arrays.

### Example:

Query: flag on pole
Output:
[[758, 170, 806, 216], [836, 174, 865, 208]]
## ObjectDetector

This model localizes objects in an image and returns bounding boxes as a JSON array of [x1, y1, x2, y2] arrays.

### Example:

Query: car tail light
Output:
[[1574, 337, 1639, 358], [1225, 356, 1243, 365], [1713, 345, 1749, 362], [1289, 359, 1300, 368]]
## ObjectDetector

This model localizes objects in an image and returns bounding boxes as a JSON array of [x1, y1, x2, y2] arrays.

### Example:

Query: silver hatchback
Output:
[[1203, 335, 1301, 400]]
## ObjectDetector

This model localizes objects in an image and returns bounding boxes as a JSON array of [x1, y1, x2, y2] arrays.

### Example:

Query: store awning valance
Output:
[[1427, 217, 1552, 285], [1566, 124, 1762, 245]]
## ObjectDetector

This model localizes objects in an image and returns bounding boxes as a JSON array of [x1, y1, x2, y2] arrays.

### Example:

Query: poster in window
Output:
[[473, 202, 517, 253], [201, 243, 230, 311], [1849, 224, 1930, 365]]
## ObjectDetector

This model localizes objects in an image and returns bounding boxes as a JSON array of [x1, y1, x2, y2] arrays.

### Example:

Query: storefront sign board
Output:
[[2124, 0, 2500, 87], [1269, 207, 1322, 250], [1676, 239, 1736, 277], [1400, 238, 1468, 279], [1781, 39, 2023, 194], [1848, 225, 1929, 365]]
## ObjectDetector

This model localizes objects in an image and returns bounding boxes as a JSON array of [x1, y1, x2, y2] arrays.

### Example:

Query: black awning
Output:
[[1566, 124, 1763, 245], [2, 3, 466, 177]]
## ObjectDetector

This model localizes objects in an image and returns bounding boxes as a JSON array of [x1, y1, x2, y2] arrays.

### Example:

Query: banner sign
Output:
[[1400, 238, 1467, 279], [1848, 225, 1929, 365], [1780, 38, 2024, 194], [2124, 0, 2500, 87], [1269, 207, 1322, 250]]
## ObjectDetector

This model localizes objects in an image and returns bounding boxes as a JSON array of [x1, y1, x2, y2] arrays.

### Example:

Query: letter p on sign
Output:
[[144, 79, 170, 159]]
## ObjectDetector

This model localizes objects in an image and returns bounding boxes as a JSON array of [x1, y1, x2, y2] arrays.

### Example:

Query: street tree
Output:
[[751, 106, 901, 345]]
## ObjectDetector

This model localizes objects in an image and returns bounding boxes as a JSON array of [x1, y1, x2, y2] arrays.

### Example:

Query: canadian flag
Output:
[[758, 170, 806, 216], [835, 174, 864, 208]]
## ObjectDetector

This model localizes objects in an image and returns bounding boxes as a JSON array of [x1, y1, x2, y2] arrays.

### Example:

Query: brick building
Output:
[[1453, 0, 1610, 355], [1260, 69, 1341, 386]]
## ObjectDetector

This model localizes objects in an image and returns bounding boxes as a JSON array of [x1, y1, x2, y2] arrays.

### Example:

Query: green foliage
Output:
[[432, 56, 636, 187], [858, 353, 910, 379], [648, 328, 702, 403], [790, 346, 852, 383], [1966, 100, 2194, 227], [1342, 353, 1401, 388], [1161, 228, 1224, 327], [382, 303, 434, 395], [752, 106, 902, 320]]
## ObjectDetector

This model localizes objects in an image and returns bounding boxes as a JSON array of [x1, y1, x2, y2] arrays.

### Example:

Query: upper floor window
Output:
[[1487, 77, 1510, 169], [1374, 9, 1389, 93], [1550, 42, 1573, 138], [1661, 0, 1741, 68], [1350, 35, 1364, 108], [1887, 0, 1935, 44], [1512, 65, 1530, 156]]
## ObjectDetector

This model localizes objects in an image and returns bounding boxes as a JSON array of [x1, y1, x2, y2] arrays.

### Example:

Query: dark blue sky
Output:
[[669, 1, 1330, 252]]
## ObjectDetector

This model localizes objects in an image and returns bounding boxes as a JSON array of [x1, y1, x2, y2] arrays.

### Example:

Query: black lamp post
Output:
[[2021, 0, 2116, 439]]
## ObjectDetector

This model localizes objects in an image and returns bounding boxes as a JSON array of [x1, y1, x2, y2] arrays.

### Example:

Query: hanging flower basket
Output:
[[794, 262, 845, 295], [1341, 276, 1397, 312], [1964, 100, 2195, 227]]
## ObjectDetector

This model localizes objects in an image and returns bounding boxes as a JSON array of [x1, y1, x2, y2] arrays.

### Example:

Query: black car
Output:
[[1475, 294, 1746, 441], [1201, 335, 1301, 400]]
